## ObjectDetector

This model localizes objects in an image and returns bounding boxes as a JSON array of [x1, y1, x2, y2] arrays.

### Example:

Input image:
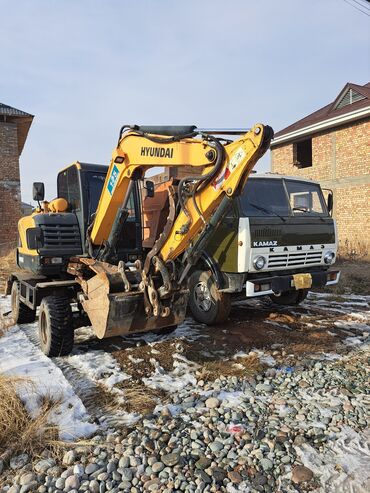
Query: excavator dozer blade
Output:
[[81, 272, 188, 339]]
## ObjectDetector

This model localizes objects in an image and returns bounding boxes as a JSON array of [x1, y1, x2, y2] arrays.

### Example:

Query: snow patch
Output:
[[0, 326, 97, 440], [66, 351, 131, 389], [295, 426, 370, 493]]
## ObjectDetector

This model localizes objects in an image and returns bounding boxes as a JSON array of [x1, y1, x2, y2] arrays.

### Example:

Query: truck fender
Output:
[[199, 252, 225, 290]]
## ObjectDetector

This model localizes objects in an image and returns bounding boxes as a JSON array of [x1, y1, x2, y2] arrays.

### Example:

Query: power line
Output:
[[351, 0, 370, 11], [343, 0, 370, 16]]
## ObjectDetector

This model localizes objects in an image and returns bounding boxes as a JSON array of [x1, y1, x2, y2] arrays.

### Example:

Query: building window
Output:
[[293, 138, 312, 168]]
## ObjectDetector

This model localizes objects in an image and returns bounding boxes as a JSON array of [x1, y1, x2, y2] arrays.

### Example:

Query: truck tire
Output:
[[38, 296, 74, 356], [11, 281, 36, 324], [269, 289, 308, 306], [188, 270, 231, 325]]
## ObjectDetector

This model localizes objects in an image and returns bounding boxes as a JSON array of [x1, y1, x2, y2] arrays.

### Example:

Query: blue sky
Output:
[[0, 0, 369, 203]]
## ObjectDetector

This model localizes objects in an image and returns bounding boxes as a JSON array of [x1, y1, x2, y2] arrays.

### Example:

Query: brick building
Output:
[[270, 82, 370, 254], [0, 103, 33, 254]]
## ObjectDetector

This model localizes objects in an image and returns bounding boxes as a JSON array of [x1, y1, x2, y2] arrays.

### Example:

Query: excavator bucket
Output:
[[81, 271, 188, 339]]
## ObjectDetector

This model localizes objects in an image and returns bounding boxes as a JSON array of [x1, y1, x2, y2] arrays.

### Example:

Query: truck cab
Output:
[[187, 173, 340, 324]]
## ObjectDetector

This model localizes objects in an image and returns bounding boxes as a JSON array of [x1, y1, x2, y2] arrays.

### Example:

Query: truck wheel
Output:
[[269, 289, 308, 306], [38, 296, 74, 356], [188, 270, 231, 325], [11, 281, 36, 324]]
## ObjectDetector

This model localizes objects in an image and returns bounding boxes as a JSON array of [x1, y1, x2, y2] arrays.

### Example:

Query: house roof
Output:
[[0, 102, 34, 155], [271, 82, 370, 146]]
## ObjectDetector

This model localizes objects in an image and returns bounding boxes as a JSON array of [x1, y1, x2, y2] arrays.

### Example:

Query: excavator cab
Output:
[[16, 162, 144, 276]]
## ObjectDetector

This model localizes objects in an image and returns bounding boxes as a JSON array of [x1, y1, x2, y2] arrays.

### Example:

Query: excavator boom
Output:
[[91, 124, 272, 263]]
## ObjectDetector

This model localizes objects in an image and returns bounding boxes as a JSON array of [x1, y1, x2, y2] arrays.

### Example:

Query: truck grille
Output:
[[268, 250, 323, 268], [40, 224, 81, 250]]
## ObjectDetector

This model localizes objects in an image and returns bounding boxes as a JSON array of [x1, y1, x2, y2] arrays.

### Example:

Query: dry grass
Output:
[[122, 382, 167, 414], [198, 353, 263, 382], [0, 375, 59, 461], [0, 249, 18, 293]]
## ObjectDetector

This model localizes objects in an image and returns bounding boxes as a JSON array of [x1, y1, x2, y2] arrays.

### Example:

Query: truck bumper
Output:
[[246, 269, 340, 298]]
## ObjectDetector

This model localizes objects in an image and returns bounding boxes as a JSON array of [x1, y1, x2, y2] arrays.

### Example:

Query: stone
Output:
[[152, 462, 164, 473], [65, 474, 80, 490], [0, 459, 3, 475], [73, 464, 84, 476], [85, 463, 100, 475], [10, 454, 29, 470], [143, 478, 161, 491], [195, 457, 212, 470], [256, 384, 273, 392], [8, 487, 20, 493], [20, 473, 36, 486], [97, 472, 109, 481], [63, 450, 76, 466], [260, 458, 273, 471], [292, 465, 314, 484], [227, 470, 242, 484], [47, 465, 62, 477], [161, 452, 180, 466], [20, 483, 38, 493], [34, 458, 56, 474], [120, 467, 133, 481], [197, 470, 211, 484], [205, 397, 220, 409], [89, 480, 100, 493], [55, 478, 65, 489], [209, 441, 223, 453]]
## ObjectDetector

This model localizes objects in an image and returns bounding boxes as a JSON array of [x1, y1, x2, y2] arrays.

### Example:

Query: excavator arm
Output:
[[90, 124, 272, 263], [78, 123, 273, 338]]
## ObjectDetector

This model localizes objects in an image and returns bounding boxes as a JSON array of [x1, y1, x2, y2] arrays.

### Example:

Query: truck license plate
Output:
[[293, 273, 312, 290]]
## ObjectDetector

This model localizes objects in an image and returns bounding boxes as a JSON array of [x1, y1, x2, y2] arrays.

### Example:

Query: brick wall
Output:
[[271, 118, 370, 253], [0, 122, 21, 254]]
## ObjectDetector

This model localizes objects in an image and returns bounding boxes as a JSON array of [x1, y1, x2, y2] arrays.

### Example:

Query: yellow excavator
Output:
[[7, 123, 273, 356]]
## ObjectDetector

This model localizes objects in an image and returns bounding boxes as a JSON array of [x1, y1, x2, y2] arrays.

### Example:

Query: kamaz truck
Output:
[[186, 173, 340, 324]]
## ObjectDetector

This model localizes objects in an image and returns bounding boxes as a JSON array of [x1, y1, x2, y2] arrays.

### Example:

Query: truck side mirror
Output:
[[327, 192, 333, 215], [33, 182, 45, 202], [145, 180, 155, 198]]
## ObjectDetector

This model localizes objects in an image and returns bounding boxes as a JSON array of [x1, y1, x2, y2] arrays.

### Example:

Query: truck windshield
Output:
[[239, 178, 328, 217], [239, 179, 291, 217], [285, 179, 328, 216]]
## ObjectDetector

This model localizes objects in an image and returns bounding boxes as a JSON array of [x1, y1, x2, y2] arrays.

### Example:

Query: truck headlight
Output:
[[324, 251, 335, 264], [253, 255, 266, 270]]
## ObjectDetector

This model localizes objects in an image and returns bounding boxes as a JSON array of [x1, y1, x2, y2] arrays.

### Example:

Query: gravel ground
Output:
[[0, 291, 369, 493]]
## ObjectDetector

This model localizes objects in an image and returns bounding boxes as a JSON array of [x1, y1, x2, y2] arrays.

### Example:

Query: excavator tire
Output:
[[11, 281, 36, 324], [188, 270, 231, 325], [38, 296, 74, 356], [269, 289, 308, 306]]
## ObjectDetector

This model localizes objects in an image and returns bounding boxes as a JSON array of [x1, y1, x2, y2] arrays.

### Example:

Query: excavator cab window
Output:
[[58, 165, 81, 212]]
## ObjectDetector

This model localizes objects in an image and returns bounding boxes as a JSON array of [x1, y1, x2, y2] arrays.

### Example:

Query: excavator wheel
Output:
[[38, 296, 74, 356], [269, 289, 308, 306], [188, 270, 231, 325], [11, 281, 36, 324]]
